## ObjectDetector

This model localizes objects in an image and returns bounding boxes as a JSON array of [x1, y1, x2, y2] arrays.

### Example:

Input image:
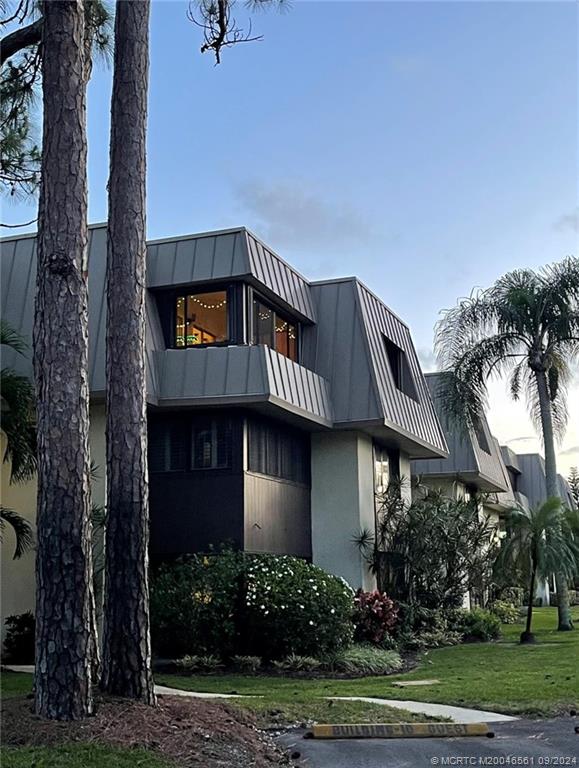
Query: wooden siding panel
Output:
[[244, 473, 311, 558]]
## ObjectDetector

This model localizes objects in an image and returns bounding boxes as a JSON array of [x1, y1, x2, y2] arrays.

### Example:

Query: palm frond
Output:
[[0, 505, 34, 559], [0, 366, 37, 481], [0, 319, 28, 354], [435, 333, 523, 428]]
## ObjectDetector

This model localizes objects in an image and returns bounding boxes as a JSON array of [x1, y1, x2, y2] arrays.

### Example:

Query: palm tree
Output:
[[435, 257, 579, 631], [499, 499, 579, 643]]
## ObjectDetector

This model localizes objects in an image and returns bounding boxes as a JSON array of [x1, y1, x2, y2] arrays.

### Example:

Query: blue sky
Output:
[[2, 0, 578, 468]]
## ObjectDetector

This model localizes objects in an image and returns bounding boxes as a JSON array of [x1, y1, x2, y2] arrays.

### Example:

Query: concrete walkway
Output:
[[329, 696, 518, 723], [3, 666, 518, 721], [155, 684, 259, 699], [3, 667, 258, 700]]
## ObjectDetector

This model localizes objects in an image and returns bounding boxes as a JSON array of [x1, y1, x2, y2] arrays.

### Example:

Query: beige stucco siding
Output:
[[1, 405, 107, 640]]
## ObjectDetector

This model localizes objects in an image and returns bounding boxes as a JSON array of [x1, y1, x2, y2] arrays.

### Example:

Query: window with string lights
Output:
[[252, 297, 299, 362], [174, 289, 229, 347]]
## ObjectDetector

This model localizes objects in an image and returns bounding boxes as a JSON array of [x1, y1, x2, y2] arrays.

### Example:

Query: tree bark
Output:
[[33, 0, 94, 720], [534, 368, 573, 631], [100, 0, 155, 703]]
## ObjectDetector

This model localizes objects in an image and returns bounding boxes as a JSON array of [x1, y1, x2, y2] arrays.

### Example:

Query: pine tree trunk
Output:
[[534, 368, 573, 631], [100, 0, 155, 703], [33, 0, 95, 720]]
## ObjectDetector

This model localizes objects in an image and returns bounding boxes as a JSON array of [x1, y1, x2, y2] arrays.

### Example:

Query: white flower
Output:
[[260, 604, 265, 610], [299, 604, 304, 609], [309, 620, 314, 626], [330, 608, 335, 614]]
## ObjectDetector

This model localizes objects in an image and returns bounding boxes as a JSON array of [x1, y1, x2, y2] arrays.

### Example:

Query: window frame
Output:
[[148, 415, 233, 473], [171, 283, 234, 350], [247, 417, 310, 486], [383, 335, 419, 402], [248, 288, 300, 363]]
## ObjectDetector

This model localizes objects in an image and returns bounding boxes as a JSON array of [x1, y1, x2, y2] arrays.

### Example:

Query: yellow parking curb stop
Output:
[[305, 723, 493, 739]]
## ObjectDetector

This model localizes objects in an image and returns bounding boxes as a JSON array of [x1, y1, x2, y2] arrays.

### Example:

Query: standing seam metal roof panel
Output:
[[355, 282, 448, 453], [412, 373, 508, 491]]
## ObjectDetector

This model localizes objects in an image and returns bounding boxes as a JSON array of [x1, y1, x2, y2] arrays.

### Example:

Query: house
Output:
[[498, 448, 577, 605], [502, 451, 576, 512], [0, 224, 448, 633], [411, 373, 510, 515]]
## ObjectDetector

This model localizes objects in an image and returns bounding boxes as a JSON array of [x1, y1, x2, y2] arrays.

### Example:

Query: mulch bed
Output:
[[2, 694, 290, 768]]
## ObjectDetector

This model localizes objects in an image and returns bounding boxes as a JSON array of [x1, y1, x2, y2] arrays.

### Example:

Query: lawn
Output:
[[3, 608, 578, 732], [1, 745, 173, 768], [156, 608, 579, 719]]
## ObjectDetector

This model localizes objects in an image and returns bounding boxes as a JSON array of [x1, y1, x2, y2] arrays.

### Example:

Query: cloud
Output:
[[553, 207, 579, 233], [504, 435, 536, 444], [233, 179, 374, 253], [559, 444, 579, 458]]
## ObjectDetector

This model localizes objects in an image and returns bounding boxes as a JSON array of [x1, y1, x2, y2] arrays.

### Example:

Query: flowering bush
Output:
[[150, 550, 355, 660], [240, 554, 354, 659], [353, 590, 398, 646]]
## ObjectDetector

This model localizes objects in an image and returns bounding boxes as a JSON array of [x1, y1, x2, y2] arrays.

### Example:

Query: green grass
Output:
[[1, 745, 173, 768], [157, 608, 579, 719], [3, 609, 578, 727], [1, 670, 34, 699]]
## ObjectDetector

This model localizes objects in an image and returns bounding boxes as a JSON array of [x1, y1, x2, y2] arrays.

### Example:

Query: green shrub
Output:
[[2, 612, 35, 663], [272, 654, 322, 673], [231, 655, 262, 672], [150, 549, 245, 658], [175, 654, 224, 673], [333, 645, 403, 676], [549, 591, 578, 607], [395, 604, 462, 650], [240, 554, 354, 659], [500, 587, 524, 607], [150, 550, 355, 660], [489, 600, 520, 624], [457, 608, 501, 642]]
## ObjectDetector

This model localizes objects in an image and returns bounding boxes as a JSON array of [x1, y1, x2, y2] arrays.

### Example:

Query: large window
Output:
[[149, 416, 232, 472], [175, 290, 228, 347], [248, 418, 309, 485], [252, 296, 299, 363]]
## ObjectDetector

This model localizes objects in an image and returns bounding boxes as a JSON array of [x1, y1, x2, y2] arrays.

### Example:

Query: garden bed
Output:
[[2, 694, 288, 768], [153, 653, 419, 679]]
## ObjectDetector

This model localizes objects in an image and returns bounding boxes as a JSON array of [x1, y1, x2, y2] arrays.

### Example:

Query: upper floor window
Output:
[[472, 415, 491, 454], [252, 296, 299, 362], [175, 289, 228, 347], [383, 335, 418, 401]]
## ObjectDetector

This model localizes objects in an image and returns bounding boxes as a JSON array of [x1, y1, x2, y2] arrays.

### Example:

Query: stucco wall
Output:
[[311, 431, 376, 590], [1, 405, 107, 641], [0, 431, 37, 642]]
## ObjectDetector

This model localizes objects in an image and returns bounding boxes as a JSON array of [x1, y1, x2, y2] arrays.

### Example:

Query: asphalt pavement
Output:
[[277, 717, 579, 768]]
